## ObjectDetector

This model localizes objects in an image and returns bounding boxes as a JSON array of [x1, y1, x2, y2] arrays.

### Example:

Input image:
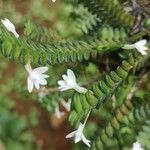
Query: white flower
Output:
[[52, 0, 56, 2], [58, 69, 87, 93], [61, 99, 71, 111], [25, 62, 49, 93], [38, 92, 46, 101], [123, 40, 148, 55], [38, 91, 47, 102], [54, 105, 65, 119], [1, 18, 19, 38], [66, 123, 91, 147], [132, 141, 144, 150]]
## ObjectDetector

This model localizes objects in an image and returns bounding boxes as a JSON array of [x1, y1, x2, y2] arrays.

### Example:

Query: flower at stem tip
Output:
[[25, 62, 49, 93], [54, 105, 65, 119], [66, 123, 91, 147], [1, 18, 19, 38], [57, 69, 87, 93], [61, 99, 71, 112], [66, 111, 91, 147], [123, 40, 148, 55], [132, 141, 144, 150]]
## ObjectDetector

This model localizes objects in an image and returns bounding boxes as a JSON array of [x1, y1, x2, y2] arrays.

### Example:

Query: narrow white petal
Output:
[[138, 50, 147, 55], [43, 74, 49, 78], [74, 136, 82, 143], [81, 134, 91, 147], [67, 69, 76, 82], [61, 99, 71, 111], [34, 67, 48, 73], [1, 18, 15, 31], [38, 78, 47, 85], [66, 131, 76, 139], [35, 82, 40, 89], [136, 40, 147, 46], [54, 106, 65, 119], [62, 75, 68, 81], [141, 46, 148, 51], [27, 78, 34, 93], [55, 111, 64, 119], [143, 46, 148, 50], [1, 18, 19, 38], [57, 80, 66, 86], [136, 45, 148, 55]]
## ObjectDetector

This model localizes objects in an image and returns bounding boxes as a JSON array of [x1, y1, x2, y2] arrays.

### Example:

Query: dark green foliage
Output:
[[0, 26, 129, 65], [137, 120, 150, 149], [71, 5, 101, 34], [69, 52, 149, 126], [91, 101, 150, 150], [38, 93, 61, 112], [77, 0, 135, 29]]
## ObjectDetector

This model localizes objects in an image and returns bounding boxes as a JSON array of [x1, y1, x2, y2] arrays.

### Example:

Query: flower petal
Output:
[[81, 134, 91, 147], [1, 18, 19, 38], [43, 74, 49, 78], [136, 45, 148, 55], [54, 106, 65, 119], [57, 80, 66, 86], [62, 75, 68, 81], [1, 18, 15, 31], [27, 78, 34, 93], [35, 82, 40, 89], [74, 136, 82, 143], [38, 78, 47, 85], [61, 99, 71, 112], [136, 39, 147, 46], [138, 49, 147, 55], [34, 67, 48, 73], [66, 131, 76, 139], [67, 69, 76, 81]]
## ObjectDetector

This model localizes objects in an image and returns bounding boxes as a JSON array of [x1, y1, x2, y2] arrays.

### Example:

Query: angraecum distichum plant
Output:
[[0, 0, 150, 150]]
